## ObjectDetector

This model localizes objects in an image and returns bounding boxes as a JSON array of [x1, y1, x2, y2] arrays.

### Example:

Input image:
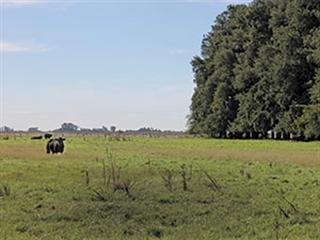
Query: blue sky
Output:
[[1, 0, 251, 131]]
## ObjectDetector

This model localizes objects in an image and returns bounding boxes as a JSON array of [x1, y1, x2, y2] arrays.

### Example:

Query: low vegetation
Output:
[[0, 135, 319, 239]]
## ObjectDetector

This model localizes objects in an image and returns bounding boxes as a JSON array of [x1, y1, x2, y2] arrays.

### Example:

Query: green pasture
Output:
[[0, 136, 319, 239]]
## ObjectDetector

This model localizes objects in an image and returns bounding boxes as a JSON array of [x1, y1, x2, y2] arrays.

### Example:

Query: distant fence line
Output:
[[209, 131, 319, 141], [0, 131, 319, 141]]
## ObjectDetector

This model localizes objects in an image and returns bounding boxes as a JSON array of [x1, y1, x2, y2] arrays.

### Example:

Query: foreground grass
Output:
[[0, 136, 319, 239]]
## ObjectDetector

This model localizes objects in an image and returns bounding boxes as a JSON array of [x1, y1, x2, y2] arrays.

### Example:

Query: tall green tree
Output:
[[189, 0, 320, 138]]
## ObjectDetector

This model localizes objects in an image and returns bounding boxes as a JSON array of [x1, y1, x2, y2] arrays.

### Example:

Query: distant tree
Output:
[[137, 127, 161, 133], [61, 123, 79, 132], [28, 127, 40, 132], [0, 126, 14, 132], [110, 126, 116, 133]]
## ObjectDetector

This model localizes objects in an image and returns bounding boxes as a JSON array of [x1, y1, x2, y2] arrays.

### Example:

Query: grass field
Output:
[[0, 135, 319, 239]]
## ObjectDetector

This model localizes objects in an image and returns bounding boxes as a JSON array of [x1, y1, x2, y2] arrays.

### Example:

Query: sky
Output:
[[1, 0, 251, 131]]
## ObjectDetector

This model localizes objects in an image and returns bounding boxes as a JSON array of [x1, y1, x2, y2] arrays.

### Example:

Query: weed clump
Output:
[[162, 169, 174, 192], [180, 164, 192, 191], [0, 184, 11, 197], [93, 147, 135, 200], [16, 225, 28, 233], [148, 227, 164, 238], [202, 170, 220, 192]]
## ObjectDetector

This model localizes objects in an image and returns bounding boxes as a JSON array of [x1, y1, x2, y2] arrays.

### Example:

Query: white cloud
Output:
[[0, 41, 50, 53], [0, 0, 42, 6], [1, 0, 74, 10]]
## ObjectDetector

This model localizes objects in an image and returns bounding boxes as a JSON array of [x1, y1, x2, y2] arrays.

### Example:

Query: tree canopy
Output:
[[189, 0, 320, 139]]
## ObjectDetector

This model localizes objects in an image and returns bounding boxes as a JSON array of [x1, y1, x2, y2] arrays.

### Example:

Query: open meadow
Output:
[[0, 135, 320, 240]]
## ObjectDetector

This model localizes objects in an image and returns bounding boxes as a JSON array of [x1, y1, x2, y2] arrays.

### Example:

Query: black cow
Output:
[[31, 136, 43, 140], [46, 137, 65, 154], [44, 133, 53, 139]]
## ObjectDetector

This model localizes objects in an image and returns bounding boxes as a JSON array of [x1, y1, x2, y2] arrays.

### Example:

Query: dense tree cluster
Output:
[[189, 0, 320, 139]]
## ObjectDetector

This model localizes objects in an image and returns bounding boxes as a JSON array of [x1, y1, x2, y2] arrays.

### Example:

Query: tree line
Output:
[[188, 0, 320, 140]]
